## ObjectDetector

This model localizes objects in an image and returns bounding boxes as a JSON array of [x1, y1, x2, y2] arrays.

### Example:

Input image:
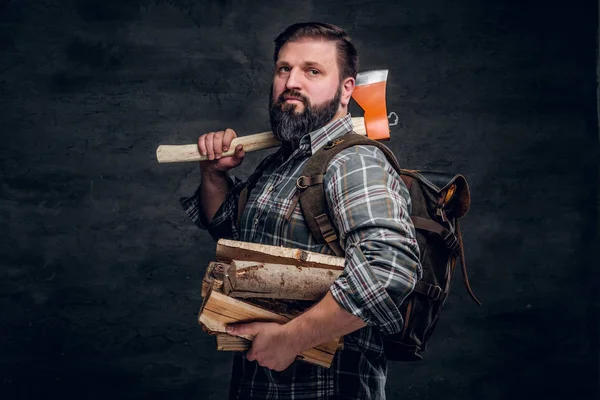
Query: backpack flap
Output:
[[437, 173, 470, 220], [407, 171, 470, 222]]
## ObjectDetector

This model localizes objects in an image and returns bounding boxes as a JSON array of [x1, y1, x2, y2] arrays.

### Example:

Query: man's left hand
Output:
[[226, 322, 300, 371]]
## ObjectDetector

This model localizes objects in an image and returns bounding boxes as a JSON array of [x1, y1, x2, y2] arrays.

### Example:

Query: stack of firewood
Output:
[[198, 239, 345, 368]]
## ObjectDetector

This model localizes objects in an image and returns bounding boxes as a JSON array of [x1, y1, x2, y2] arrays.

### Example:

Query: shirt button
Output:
[[253, 218, 259, 226]]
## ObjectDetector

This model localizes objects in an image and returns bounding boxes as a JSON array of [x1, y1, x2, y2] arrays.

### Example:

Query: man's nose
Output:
[[285, 68, 302, 90]]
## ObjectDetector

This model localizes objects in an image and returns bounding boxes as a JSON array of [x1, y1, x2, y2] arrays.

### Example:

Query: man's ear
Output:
[[339, 77, 355, 107]]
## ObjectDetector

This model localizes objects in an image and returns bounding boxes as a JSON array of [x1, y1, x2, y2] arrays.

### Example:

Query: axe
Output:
[[155, 69, 391, 163]]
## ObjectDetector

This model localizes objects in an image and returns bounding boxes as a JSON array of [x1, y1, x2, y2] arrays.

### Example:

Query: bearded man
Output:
[[181, 22, 421, 400]]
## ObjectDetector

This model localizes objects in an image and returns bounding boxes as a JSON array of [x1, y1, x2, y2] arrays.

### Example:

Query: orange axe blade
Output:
[[352, 69, 390, 141]]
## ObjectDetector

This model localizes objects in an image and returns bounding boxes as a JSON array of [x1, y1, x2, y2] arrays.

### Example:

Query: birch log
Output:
[[226, 260, 342, 301], [202, 260, 342, 301]]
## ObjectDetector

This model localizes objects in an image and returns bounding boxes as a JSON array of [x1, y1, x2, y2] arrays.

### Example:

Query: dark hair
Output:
[[273, 22, 359, 80]]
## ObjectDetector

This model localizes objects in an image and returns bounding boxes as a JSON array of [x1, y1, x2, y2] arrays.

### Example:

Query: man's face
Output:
[[269, 39, 353, 145]]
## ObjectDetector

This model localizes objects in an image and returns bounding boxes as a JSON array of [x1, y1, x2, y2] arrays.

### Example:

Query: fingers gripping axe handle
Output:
[[156, 119, 366, 163], [155, 70, 391, 164], [157, 131, 282, 164]]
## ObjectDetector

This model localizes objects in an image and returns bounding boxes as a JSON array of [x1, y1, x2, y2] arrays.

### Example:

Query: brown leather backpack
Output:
[[295, 133, 481, 361]]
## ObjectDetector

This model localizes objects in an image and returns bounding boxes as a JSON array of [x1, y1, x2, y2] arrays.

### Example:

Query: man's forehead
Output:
[[276, 39, 338, 67]]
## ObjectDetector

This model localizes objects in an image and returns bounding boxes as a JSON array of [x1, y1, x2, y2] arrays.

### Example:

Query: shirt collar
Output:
[[293, 113, 354, 157]]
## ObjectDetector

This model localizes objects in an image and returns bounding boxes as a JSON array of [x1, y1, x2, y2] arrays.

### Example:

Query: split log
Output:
[[216, 239, 345, 270], [204, 260, 343, 301], [201, 261, 227, 298], [198, 288, 341, 368], [215, 333, 344, 352], [215, 333, 251, 351], [240, 297, 312, 319]]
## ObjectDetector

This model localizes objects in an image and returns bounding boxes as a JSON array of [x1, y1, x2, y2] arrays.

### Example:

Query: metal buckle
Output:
[[443, 232, 459, 253], [436, 207, 449, 223], [296, 176, 308, 189], [315, 213, 338, 244], [324, 138, 344, 149], [427, 285, 443, 301], [388, 111, 399, 126]]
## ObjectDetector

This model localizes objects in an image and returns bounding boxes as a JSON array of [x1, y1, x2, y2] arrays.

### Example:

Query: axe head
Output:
[[352, 70, 390, 141]]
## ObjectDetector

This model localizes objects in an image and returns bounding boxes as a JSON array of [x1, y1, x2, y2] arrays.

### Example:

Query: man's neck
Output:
[[329, 107, 348, 125]]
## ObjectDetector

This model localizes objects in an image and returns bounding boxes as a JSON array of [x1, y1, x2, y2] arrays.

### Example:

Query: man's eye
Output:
[[279, 66, 290, 73], [308, 69, 320, 76]]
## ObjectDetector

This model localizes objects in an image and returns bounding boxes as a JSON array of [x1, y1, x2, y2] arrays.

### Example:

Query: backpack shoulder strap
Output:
[[297, 133, 401, 256]]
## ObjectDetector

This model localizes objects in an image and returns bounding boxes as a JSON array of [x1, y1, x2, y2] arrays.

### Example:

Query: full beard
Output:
[[269, 85, 342, 148]]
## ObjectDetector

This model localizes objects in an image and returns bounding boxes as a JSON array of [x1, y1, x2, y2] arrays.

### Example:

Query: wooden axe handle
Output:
[[156, 117, 366, 163]]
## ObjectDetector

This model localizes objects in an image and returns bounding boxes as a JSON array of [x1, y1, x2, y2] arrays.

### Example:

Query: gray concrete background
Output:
[[0, 0, 598, 399]]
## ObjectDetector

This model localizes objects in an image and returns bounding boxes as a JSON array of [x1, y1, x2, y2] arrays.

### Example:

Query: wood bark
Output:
[[202, 258, 343, 300], [215, 239, 345, 270], [222, 260, 343, 300], [201, 261, 226, 298]]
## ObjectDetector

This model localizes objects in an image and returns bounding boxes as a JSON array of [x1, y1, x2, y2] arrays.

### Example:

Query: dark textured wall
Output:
[[1, 1, 597, 399]]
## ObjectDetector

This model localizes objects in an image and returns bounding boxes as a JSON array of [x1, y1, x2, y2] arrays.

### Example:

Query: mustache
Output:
[[275, 89, 310, 108]]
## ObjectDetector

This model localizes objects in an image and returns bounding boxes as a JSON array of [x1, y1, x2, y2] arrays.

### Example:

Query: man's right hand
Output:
[[198, 128, 245, 172]]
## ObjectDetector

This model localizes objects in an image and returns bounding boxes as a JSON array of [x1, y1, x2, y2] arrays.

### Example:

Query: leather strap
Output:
[[296, 175, 324, 189], [237, 187, 249, 228], [456, 221, 482, 305], [297, 133, 402, 255], [410, 216, 459, 254], [315, 213, 344, 256], [414, 281, 447, 302], [411, 215, 448, 236]]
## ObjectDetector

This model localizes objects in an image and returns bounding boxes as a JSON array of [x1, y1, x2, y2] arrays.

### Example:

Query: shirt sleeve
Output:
[[325, 145, 422, 335], [179, 174, 245, 241]]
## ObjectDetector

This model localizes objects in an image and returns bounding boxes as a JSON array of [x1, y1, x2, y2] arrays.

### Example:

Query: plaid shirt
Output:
[[181, 114, 421, 399]]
